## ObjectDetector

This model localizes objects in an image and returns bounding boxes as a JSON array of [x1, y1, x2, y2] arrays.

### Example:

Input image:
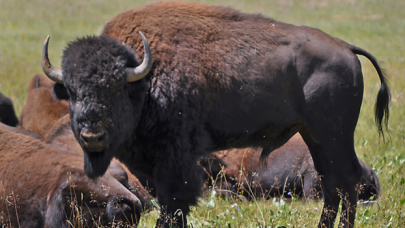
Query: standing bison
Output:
[[41, 2, 389, 227]]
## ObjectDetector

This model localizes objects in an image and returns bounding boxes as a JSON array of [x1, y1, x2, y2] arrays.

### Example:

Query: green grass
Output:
[[0, 0, 404, 227]]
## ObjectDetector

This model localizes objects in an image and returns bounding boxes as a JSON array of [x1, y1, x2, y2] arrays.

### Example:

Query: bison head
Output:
[[41, 32, 152, 178]]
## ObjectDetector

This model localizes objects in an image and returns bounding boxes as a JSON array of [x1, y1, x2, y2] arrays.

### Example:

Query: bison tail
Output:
[[350, 45, 390, 140]]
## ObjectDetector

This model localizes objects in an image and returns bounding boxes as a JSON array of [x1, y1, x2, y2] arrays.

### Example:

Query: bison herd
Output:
[[1, 1, 388, 228]]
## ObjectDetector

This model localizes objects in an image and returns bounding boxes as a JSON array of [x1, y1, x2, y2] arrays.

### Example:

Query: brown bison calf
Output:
[[0, 127, 142, 227]]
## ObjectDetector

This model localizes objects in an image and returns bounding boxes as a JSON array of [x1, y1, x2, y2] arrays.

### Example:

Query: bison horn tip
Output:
[[126, 31, 153, 82], [41, 35, 64, 84]]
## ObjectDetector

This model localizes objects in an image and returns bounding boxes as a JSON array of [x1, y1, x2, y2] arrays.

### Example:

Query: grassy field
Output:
[[0, 0, 404, 227]]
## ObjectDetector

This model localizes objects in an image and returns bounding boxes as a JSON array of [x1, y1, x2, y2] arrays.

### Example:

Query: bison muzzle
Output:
[[80, 126, 109, 152]]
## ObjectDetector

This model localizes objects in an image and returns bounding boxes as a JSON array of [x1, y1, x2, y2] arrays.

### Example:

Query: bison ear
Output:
[[52, 83, 69, 100], [36, 76, 41, 88]]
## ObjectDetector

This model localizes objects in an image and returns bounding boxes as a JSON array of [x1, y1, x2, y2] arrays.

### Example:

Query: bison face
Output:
[[67, 83, 138, 178], [41, 33, 152, 178]]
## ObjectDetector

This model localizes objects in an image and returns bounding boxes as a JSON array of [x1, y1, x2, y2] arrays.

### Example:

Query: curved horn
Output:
[[41, 35, 64, 84], [126, 31, 153, 82]]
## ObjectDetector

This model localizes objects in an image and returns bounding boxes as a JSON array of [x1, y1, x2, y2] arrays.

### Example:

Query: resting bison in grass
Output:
[[41, 2, 390, 227], [19, 75, 157, 210], [0, 127, 142, 227], [201, 134, 380, 201], [0, 92, 18, 127]]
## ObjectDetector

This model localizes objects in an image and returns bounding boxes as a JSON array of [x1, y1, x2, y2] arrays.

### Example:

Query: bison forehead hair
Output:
[[62, 36, 140, 94]]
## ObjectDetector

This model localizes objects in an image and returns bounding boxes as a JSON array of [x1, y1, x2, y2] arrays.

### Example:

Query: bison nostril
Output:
[[98, 132, 106, 142], [81, 131, 105, 142], [80, 128, 108, 152], [81, 133, 89, 143]]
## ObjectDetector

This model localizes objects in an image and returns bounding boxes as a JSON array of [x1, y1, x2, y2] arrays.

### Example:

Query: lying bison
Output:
[[41, 2, 390, 227], [0, 127, 142, 227], [201, 134, 380, 201], [19, 75, 157, 210]]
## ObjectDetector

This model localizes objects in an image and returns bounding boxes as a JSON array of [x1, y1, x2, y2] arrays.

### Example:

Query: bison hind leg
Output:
[[300, 128, 362, 228]]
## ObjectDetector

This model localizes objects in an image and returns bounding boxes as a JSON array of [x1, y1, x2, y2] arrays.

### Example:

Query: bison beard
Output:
[[41, 2, 390, 228], [83, 149, 112, 178]]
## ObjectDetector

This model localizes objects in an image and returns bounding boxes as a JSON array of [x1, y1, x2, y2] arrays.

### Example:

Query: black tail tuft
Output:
[[349, 44, 390, 140], [375, 78, 390, 140]]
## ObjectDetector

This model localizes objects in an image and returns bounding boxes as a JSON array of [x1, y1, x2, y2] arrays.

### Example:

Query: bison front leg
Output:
[[153, 155, 203, 228]]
